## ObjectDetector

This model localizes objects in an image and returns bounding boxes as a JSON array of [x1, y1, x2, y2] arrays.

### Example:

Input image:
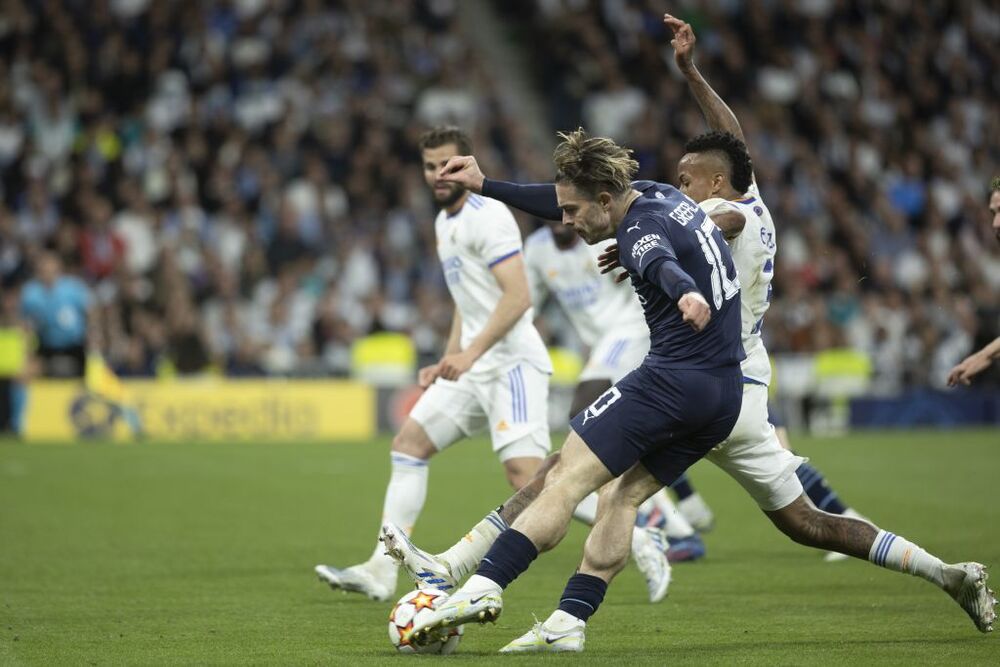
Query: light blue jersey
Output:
[[21, 277, 91, 349]]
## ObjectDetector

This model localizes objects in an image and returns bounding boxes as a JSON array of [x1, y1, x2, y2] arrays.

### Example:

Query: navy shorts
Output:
[[767, 400, 785, 428], [569, 363, 742, 486]]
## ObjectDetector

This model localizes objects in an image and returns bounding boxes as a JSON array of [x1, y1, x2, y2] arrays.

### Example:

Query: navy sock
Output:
[[795, 462, 847, 515], [557, 573, 608, 622], [670, 472, 695, 500], [474, 529, 538, 589]]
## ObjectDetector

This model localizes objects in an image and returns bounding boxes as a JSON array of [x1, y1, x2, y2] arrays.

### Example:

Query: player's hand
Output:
[[438, 156, 486, 193], [678, 292, 711, 332], [418, 363, 441, 389], [437, 350, 477, 382], [946, 351, 991, 387], [664, 14, 696, 71], [596, 243, 629, 283]]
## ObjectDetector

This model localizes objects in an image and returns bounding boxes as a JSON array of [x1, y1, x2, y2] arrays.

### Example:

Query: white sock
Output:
[[464, 573, 503, 595], [650, 490, 695, 539], [868, 529, 945, 588], [572, 492, 599, 524], [439, 511, 508, 580], [544, 608, 585, 631], [369, 452, 429, 572]]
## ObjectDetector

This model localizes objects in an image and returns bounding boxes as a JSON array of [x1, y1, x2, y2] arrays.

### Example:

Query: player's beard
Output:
[[551, 224, 578, 249], [433, 183, 466, 210]]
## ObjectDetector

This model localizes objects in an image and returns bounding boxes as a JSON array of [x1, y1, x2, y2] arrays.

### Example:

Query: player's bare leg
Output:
[[316, 418, 437, 601], [385, 444, 671, 602], [408, 432, 615, 642], [382, 453, 555, 590], [501, 462, 664, 653], [774, 424, 869, 562], [501, 456, 543, 491], [579, 465, 665, 582], [767, 495, 997, 633]]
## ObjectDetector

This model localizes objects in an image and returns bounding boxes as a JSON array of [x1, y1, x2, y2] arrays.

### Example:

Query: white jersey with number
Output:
[[700, 182, 776, 385], [523, 227, 649, 348], [435, 193, 552, 378]]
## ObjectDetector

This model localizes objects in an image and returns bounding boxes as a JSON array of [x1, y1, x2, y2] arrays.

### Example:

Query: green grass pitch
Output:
[[1, 429, 998, 665]]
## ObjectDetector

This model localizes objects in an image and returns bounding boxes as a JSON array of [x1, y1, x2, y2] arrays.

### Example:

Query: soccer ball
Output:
[[388, 589, 463, 654]]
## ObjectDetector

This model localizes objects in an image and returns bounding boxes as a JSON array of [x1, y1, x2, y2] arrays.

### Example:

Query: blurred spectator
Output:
[[501, 0, 999, 388], [79, 198, 126, 281], [0, 0, 994, 392]]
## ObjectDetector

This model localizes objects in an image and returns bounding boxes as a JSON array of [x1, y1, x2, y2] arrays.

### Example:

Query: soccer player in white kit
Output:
[[524, 223, 650, 416], [315, 127, 554, 601]]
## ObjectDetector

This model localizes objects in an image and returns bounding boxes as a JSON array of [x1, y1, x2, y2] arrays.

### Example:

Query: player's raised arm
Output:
[[439, 156, 562, 221], [664, 13, 747, 146]]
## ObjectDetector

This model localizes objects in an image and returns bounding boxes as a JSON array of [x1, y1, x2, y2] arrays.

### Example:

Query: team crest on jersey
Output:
[[442, 256, 462, 285]]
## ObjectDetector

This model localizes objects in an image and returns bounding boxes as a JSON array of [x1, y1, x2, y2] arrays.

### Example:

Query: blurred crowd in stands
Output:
[[505, 0, 999, 390], [0, 0, 996, 391]]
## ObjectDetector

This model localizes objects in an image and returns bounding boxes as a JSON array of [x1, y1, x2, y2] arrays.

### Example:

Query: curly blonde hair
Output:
[[552, 128, 638, 198]]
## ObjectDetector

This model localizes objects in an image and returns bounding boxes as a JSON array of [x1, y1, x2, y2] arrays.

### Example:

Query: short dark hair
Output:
[[684, 131, 753, 194], [991, 176, 1000, 194], [418, 126, 473, 156], [552, 127, 638, 198]]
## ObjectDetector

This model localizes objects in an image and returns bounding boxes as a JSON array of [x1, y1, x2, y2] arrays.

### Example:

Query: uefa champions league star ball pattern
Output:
[[387, 589, 463, 654]]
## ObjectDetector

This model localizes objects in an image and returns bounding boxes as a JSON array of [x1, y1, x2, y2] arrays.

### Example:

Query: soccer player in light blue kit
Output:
[[20, 251, 94, 378]]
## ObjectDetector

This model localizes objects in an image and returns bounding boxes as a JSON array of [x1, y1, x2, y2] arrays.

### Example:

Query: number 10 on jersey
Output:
[[695, 221, 739, 309]]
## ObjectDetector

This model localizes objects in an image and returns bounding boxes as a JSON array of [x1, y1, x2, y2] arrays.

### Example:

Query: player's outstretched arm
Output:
[[439, 156, 562, 221], [947, 336, 1000, 386], [664, 13, 746, 146]]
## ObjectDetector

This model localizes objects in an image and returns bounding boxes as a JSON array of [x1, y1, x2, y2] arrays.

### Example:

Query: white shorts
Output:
[[579, 333, 649, 384], [409, 362, 551, 462], [705, 383, 805, 511]]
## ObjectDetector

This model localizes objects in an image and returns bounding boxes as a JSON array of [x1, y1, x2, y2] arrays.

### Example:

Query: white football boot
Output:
[[499, 615, 585, 653], [824, 508, 867, 562], [677, 493, 715, 533], [632, 526, 672, 603], [943, 562, 997, 633], [409, 586, 503, 645], [381, 521, 458, 592], [314, 562, 394, 602]]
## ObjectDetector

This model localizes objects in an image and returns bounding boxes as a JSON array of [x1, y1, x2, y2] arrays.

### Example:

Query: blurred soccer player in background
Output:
[[20, 251, 95, 378]]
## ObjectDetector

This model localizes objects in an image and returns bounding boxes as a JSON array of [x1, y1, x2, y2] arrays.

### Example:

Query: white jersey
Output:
[[435, 193, 552, 377], [523, 227, 649, 348], [700, 182, 776, 385]]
